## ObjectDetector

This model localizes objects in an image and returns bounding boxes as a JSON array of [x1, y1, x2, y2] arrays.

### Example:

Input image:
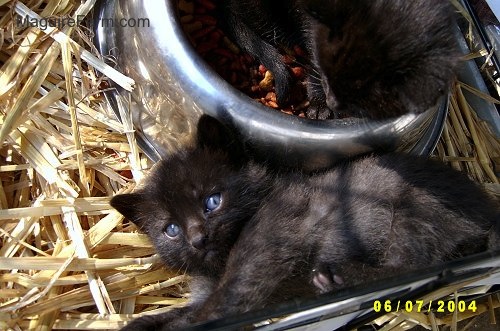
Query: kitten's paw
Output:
[[312, 269, 334, 293], [120, 306, 194, 331], [194, 307, 224, 323], [312, 266, 344, 294], [273, 66, 293, 106], [120, 315, 164, 331], [306, 104, 332, 120]]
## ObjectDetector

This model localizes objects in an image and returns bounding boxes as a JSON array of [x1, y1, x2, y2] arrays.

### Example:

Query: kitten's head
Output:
[[303, 0, 458, 119], [111, 116, 268, 276]]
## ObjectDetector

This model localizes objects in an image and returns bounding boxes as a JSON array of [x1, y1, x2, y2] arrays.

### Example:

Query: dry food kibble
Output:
[[178, 0, 310, 118]]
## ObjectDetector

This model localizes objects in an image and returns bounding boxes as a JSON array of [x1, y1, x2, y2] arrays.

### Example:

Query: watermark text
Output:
[[16, 15, 151, 30]]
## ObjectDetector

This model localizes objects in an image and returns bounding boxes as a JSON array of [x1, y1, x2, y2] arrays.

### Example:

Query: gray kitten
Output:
[[111, 116, 499, 330]]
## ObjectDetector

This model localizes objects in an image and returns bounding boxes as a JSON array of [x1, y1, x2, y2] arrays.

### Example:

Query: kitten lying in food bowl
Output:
[[94, 0, 457, 171]]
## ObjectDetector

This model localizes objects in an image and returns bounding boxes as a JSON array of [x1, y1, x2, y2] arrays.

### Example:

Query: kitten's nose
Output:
[[186, 220, 207, 250], [190, 233, 207, 250]]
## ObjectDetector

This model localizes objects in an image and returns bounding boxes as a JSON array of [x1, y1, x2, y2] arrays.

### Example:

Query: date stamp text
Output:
[[373, 300, 477, 313]]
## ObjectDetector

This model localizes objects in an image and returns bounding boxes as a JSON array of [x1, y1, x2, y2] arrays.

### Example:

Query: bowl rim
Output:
[[93, 0, 447, 168]]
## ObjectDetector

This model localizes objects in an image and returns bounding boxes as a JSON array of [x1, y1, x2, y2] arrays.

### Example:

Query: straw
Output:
[[0, 0, 498, 330]]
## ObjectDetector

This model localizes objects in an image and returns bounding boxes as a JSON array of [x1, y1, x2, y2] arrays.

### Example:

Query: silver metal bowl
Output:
[[94, 0, 447, 171]]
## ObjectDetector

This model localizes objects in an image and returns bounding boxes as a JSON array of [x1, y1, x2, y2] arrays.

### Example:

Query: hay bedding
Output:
[[0, 0, 498, 330]]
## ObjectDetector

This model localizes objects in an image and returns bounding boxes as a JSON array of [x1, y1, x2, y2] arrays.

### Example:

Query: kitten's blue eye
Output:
[[205, 193, 222, 212], [165, 223, 180, 238]]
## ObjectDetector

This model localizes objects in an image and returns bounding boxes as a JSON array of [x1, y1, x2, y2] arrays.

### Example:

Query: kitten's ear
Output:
[[110, 192, 145, 226], [196, 115, 244, 156]]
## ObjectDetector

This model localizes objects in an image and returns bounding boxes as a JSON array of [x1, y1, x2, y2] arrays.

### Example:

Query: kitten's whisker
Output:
[[303, 70, 322, 82], [297, 62, 320, 76]]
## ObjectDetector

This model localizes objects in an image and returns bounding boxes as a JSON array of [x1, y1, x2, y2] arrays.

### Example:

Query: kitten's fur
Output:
[[222, 0, 458, 119], [111, 116, 498, 330]]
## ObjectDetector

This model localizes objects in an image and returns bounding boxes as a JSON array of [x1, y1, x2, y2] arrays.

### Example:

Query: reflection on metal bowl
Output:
[[94, 0, 447, 171]]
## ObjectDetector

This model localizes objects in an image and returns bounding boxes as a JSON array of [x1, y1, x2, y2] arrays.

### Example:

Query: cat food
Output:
[[178, 0, 310, 117]]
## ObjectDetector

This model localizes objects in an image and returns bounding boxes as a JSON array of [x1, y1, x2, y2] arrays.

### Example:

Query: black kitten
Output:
[[222, 0, 458, 119], [111, 117, 267, 279], [112, 116, 498, 330], [111, 116, 275, 330]]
